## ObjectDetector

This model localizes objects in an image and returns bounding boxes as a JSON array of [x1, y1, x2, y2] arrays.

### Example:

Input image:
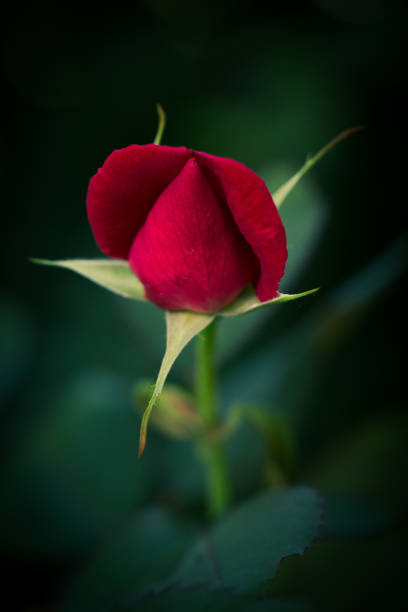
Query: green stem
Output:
[[195, 320, 231, 517]]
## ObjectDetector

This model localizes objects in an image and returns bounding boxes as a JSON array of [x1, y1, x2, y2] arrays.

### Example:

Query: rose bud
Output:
[[87, 145, 287, 313]]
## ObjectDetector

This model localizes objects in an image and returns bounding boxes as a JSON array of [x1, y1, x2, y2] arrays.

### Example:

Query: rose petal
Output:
[[87, 144, 192, 259], [129, 157, 256, 312], [196, 152, 287, 301]]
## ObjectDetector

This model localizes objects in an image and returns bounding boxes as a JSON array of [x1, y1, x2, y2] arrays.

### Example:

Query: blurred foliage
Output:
[[1, 1, 407, 610]]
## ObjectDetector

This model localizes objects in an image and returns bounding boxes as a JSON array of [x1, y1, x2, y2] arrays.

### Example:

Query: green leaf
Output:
[[219, 287, 319, 317], [0, 372, 144, 558], [161, 486, 323, 593], [61, 507, 198, 612], [272, 126, 363, 208], [138, 311, 214, 457], [31, 258, 146, 301], [153, 103, 166, 145], [128, 590, 314, 612]]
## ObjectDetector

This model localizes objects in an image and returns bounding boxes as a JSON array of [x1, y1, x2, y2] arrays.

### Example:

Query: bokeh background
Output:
[[1, 1, 407, 610]]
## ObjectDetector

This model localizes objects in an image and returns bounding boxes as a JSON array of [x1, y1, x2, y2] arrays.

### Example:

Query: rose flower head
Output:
[[87, 145, 287, 313]]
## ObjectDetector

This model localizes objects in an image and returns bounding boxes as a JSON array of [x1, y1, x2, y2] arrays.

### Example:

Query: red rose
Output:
[[87, 145, 287, 313]]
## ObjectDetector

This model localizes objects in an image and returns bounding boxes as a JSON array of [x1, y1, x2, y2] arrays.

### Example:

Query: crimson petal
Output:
[[196, 152, 288, 301], [87, 144, 191, 259], [129, 157, 256, 312]]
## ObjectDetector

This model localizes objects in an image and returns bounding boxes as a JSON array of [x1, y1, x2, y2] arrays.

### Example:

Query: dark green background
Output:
[[1, 1, 407, 610]]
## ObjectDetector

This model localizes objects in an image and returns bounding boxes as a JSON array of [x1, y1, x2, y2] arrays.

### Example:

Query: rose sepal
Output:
[[218, 286, 319, 316], [30, 258, 318, 315], [272, 125, 364, 207], [138, 311, 214, 457], [30, 258, 147, 301]]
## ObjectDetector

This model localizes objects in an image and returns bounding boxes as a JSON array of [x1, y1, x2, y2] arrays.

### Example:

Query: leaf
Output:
[[138, 311, 214, 457], [61, 507, 198, 612], [219, 287, 319, 317], [127, 590, 314, 612], [0, 372, 144, 558], [31, 258, 146, 300], [153, 103, 166, 145], [160, 486, 323, 593], [272, 126, 363, 208]]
